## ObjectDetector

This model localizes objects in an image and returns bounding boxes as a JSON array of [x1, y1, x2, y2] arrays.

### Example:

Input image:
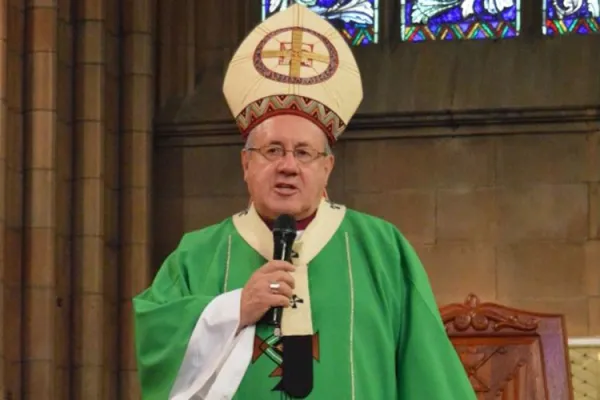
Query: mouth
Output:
[[273, 183, 299, 196]]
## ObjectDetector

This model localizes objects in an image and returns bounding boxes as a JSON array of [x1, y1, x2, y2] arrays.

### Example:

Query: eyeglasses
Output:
[[246, 144, 328, 164]]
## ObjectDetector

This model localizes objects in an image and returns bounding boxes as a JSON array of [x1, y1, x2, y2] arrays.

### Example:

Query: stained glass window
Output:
[[543, 0, 600, 35], [400, 0, 521, 41], [262, 0, 379, 45]]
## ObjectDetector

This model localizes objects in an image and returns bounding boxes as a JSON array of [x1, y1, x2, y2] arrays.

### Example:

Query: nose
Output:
[[276, 151, 299, 174]]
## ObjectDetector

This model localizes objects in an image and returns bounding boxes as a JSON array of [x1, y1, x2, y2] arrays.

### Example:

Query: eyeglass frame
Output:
[[244, 143, 329, 164]]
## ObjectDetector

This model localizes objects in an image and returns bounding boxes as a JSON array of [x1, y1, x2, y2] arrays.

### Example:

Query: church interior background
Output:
[[0, 0, 599, 398]]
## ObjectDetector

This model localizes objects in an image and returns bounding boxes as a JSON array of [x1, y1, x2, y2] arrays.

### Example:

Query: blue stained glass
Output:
[[262, 0, 379, 45], [401, 0, 521, 41], [543, 0, 600, 35]]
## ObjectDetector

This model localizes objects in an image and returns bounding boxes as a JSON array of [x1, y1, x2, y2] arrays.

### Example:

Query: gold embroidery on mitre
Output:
[[253, 26, 339, 84], [222, 4, 363, 145]]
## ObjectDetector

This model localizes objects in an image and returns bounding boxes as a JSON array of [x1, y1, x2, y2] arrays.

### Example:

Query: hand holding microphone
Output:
[[239, 214, 297, 330], [239, 260, 295, 329]]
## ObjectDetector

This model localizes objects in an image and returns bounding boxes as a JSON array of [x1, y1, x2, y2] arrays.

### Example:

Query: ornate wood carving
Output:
[[452, 337, 544, 399], [440, 294, 574, 400], [442, 293, 539, 334]]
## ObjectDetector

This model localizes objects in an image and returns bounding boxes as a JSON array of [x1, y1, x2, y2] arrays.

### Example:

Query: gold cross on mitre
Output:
[[260, 28, 330, 78], [222, 3, 363, 144]]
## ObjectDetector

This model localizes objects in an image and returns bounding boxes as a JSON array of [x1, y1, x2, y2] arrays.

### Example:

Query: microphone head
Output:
[[272, 214, 297, 261], [273, 214, 297, 235]]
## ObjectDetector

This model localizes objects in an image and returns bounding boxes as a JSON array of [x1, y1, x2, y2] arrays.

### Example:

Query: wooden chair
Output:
[[439, 294, 574, 400]]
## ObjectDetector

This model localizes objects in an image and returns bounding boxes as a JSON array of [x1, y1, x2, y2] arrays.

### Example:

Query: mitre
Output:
[[222, 3, 363, 145]]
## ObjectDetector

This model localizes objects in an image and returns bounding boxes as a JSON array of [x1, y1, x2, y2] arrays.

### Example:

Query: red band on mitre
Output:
[[235, 95, 346, 146]]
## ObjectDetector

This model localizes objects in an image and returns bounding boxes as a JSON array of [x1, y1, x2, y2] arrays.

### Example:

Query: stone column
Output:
[[22, 0, 61, 397], [71, 0, 119, 397], [0, 0, 25, 397], [0, 0, 157, 397], [119, 0, 156, 397], [0, 0, 5, 391], [104, 0, 121, 396], [56, 0, 74, 397]]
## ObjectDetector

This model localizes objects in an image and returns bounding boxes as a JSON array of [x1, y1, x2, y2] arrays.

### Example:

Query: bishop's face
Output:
[[241, 114, 334, 220]]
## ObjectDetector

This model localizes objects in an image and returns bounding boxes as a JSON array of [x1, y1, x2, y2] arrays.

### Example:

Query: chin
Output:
[[266, 198, 303, 218]]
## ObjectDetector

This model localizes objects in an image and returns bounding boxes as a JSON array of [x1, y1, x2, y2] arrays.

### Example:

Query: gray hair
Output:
[[244, 128, 333, 155]]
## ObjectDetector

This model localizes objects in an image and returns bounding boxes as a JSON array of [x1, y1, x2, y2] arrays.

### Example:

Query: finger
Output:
[[269, 281, 293, 298], [265, 280, 293, 298], [267, 271, 295, 289], [261, 260, 296, 273], [267, 294, 292, 308]]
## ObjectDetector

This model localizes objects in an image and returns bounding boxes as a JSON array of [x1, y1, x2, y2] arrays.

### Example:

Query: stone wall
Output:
[[154, 131, 600, 337], [0, 1, 156, 398]]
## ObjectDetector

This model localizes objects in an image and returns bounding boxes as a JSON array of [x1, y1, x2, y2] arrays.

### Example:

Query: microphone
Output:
[[270, 215, 313, 398], [270, 214, 297, 332]]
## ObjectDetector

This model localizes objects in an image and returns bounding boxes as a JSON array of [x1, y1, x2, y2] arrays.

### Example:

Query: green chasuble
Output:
[[133, 198, 476, 399]]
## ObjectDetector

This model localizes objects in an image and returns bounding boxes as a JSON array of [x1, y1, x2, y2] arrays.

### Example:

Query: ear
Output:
[[323, 154, 335, 185], [241, 149, 250, 181]]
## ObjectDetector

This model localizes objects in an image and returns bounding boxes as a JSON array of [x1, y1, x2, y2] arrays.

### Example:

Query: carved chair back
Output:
[[439, 294, 573, 400]]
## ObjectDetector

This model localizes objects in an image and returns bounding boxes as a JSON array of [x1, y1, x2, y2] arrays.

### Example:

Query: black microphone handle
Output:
[[270, 239, 291, 331]]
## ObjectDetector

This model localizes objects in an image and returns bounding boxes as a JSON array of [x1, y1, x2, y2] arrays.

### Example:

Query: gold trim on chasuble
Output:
[[232, 198, 346, 336]]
